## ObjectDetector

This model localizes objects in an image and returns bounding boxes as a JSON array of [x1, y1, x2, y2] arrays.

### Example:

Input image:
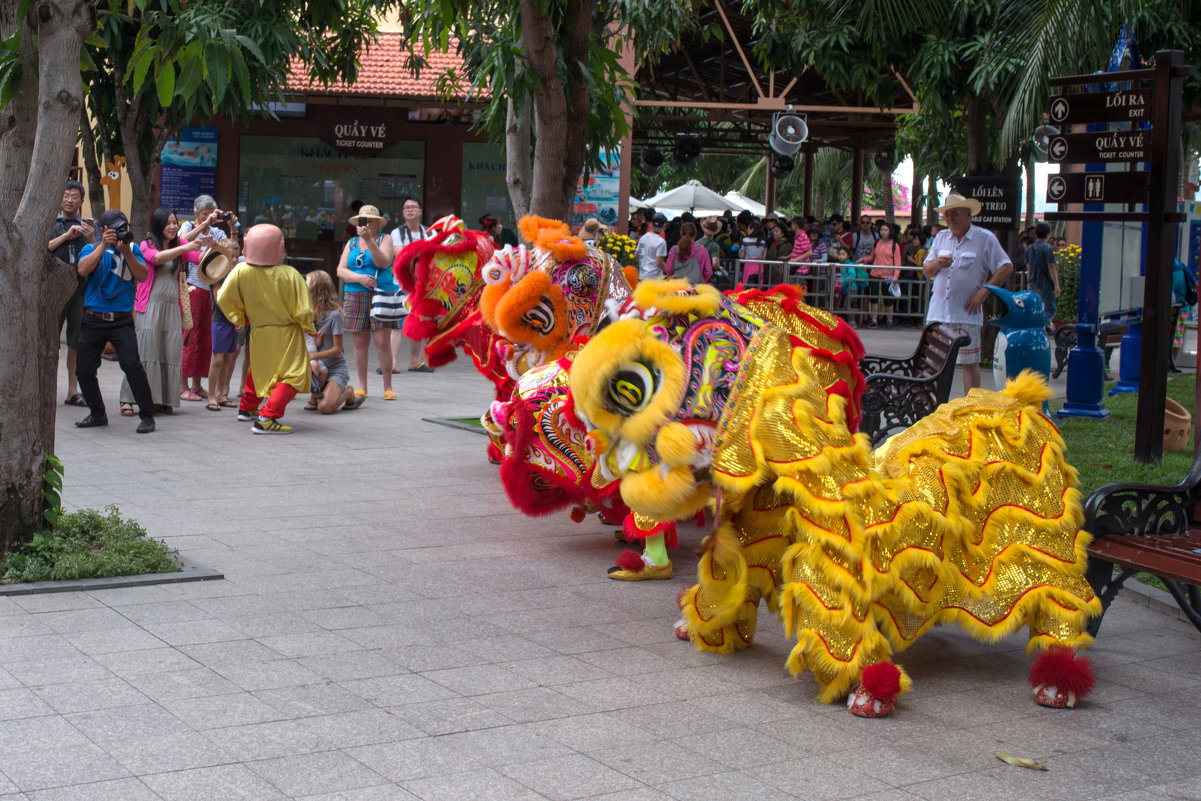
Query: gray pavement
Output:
[[2, 332, 1197, 800]]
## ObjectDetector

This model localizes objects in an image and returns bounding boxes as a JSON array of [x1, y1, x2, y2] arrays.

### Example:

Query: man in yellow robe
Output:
[[217, 224, 315, 434]]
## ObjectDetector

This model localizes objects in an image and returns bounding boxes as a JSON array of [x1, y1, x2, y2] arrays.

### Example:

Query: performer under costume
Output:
[[217, 224, 315, 435], [570, 279, 1100, 715]]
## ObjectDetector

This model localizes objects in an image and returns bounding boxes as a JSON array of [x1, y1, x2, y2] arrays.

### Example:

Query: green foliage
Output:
[[1055, 243, 1081, 322], [1, 506, 179, 585], [80, 0, 380, 205], [400, 0, 695, 174], [1054, 374, 1197, 495]]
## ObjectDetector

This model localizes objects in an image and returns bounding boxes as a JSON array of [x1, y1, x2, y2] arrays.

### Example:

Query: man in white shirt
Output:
[[922, 192, 1013, 393], [635, 213, 668, 280], [388, 196, 431, 372]]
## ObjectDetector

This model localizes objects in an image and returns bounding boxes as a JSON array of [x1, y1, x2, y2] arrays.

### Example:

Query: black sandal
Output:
[[120, 403, 135, 417]]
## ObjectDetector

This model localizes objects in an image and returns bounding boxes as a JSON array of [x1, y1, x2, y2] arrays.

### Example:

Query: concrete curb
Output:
[[0, 560, 223, 596], [1117, 576, 1194, 625], [422, 416, 489, 436]]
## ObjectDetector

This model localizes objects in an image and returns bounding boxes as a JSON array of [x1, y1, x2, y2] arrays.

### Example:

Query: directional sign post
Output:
[[1045, 51, 1192, 462], [1045, 172, 1149, 205], [1048, 89, 1151, 125], [1046, 130, 1150, 164]]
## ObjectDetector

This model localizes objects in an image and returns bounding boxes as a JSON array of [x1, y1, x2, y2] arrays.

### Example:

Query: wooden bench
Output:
[[1051, 307, 1167, 379], [857, 323, 969, 447], [1082, 448, 1201, 635]]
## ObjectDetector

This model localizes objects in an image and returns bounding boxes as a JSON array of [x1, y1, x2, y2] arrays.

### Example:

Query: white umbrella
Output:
[[723, 190, 766, 216], [628, 197, 648, 209], [645, 180, 743, 212]]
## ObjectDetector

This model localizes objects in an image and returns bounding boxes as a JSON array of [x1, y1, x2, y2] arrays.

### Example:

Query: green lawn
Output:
[[1054, 374, 1197, 495]]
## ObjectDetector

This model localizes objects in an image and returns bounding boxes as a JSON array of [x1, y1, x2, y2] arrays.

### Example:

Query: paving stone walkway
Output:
[[2, 334, 1197, 800]]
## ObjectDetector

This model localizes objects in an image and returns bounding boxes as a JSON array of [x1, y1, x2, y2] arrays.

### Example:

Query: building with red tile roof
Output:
[[285, 32, 486, 104]]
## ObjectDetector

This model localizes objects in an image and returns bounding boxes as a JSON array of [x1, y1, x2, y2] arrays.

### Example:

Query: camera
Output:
[[113, 224, 133, 245], [215, 211, 232, 223]]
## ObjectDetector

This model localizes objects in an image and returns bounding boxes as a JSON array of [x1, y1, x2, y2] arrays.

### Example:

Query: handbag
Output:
[[370, 288, 408, 321], [178, 268, 194, 331]]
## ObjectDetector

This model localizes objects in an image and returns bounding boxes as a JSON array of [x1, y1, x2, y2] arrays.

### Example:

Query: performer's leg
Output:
[[259, 382, 298, 420], [238, 371, 262, 414]]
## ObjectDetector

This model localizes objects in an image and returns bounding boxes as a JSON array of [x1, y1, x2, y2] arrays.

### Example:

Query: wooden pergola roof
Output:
[[631, 1, 916, 157]]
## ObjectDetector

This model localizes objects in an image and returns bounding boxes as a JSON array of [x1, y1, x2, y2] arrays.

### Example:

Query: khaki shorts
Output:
[[938, 323, 982, 365]]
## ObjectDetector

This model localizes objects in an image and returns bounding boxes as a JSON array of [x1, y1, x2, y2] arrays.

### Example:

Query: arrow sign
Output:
[[1044, 171, 1149, 204], [1047, 131, 1149, 163], [1047, 89, 1151, 124]]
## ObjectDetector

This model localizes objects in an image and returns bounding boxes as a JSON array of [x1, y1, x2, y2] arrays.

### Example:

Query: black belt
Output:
[[84, 309, 132, 321]]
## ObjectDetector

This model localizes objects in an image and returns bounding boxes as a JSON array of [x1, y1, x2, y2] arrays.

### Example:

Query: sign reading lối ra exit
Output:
[[1048, 89, 1151, 125], [949, 176, 1021, 231]]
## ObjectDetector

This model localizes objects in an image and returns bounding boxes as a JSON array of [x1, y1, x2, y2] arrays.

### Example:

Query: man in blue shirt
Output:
[[75, 209, 155, 433]]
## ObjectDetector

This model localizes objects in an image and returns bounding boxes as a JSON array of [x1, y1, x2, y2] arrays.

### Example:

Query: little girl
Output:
[[304, 270, 361, 413]]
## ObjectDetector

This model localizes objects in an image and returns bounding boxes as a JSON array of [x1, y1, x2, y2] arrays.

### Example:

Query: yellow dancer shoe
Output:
[[607, 552, 672, 581]]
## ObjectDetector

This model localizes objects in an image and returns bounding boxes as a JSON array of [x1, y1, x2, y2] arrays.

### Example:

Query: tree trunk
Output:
[[910, 160, 923, 228], [0, 0, 96, 553], [520, 0, 571, 220], [926, 175, 938, 225], [79, 109, 106, 218], [1024, 154, 1036, 228], [506, 93, 532, 222], [881, 174, 895, 225], [964, 95, 990, 175]]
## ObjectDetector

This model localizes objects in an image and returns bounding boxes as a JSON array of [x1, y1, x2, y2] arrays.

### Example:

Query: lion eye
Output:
[[564, 263, 598, 296], [605, 362, 658, 416]]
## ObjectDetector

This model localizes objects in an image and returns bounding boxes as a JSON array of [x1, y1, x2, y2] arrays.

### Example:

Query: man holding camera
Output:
[[47, 180, 93, 408], [74, 209, 156, 433]]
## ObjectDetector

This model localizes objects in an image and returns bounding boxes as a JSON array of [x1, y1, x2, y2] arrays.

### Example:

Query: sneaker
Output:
[[866, 319, 878, 328], [252, 416, 292, 435], [236, 410, 257, 422]]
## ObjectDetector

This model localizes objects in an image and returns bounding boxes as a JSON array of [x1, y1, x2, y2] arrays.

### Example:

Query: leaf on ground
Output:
[[995, 752, 1048, 771]]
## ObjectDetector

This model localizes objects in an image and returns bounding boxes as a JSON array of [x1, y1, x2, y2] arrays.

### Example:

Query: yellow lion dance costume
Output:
[[571, 279, 1101, 716]]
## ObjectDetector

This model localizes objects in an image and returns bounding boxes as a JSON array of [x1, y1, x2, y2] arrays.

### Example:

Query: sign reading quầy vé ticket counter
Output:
[[1046, 129, 1150, 164], [950, 176, 1021, 231], [319, 113, 404, 158]]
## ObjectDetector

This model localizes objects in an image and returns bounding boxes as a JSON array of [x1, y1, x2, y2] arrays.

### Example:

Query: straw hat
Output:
[[349, 204, 386, 225], [936, 191, 982, 216], [579, 218, 605, 239], [197, 248, 234, 285]]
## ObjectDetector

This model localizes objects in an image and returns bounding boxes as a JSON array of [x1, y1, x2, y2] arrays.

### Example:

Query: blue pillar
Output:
[[1057, 126, 1110, 419]]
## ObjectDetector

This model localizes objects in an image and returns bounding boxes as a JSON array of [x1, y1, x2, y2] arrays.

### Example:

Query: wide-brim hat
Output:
[[580, 218, 604, 238], [197, 248, 234, 285], [349, 204, 386, 225], [700, 216, 721, 235], [936, 192, 982, 216]]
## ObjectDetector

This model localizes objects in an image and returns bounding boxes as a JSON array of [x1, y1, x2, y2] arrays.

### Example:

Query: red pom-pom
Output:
[[614, 550, 645, 572], [860, 662, 902, 702], [569, 506, 586, 523], [1029, 648, 1095, 698]]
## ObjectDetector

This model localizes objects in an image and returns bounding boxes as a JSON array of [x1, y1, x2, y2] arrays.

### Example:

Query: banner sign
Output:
[[572, 150, 621, 229], [159, 127, 218, 215]]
